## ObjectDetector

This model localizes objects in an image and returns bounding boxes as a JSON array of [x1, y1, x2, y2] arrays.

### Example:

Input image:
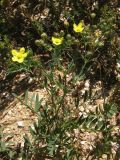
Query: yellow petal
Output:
[[73, 24, 77, 32], [12, 56, 18, 62], [20, 47, 25, 53], [22, 52, 28, 58], [12, 55, 24, 63], [73, 21, 84, 33], [17, 58, 24, 63], [11, 50, 18, 56]]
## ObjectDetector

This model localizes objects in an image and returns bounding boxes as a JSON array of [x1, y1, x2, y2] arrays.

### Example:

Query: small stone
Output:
[[84, 80, 90, 88], [2, 92, 7, 96], [102, 154, 107, 159], [78, 112, 83, 117], [21, 141, 24, 148], [81, 89, 85, 95], [19, 73, 26, 81], [80, 141, 86, 145], [111, 149, 116, 154], [65, 132, 71, 137], [20, 73, 26, 78], [79, 106, 84, 112], [86, 109, 89, 113], [17, 121, 24, 128], [83, 112, 88, 118], [28, 77, 33, 84], [89, 145, 93, 150], [8, 110, 12, 115], [117, 63, 120, 68], [73, 129, 79, 137]]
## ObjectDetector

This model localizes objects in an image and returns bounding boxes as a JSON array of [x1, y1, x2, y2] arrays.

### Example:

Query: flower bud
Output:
[[41, 32, 47, 39], [91, 13, 96, 18], [48, 46, 53, 51], [35, 39, 44, 46], [66, 34, 72, 40], [67, 39, 72, 44], [60, 30, 65, 37], [74, 39, 79, 44], [64, 20, 69, 27], [71, 36, 76, 41], [93, 25, 97, 29]]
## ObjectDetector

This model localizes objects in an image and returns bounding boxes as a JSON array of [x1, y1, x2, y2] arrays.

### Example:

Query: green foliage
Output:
[[12, 62, 118, 159], [16, 91, 118, 159], [0, 0, 119, 159], [0, 127, 16, 160], [0, 35, 11, 62], [7, 49, 41, 75], [0, 0, 118, 81]]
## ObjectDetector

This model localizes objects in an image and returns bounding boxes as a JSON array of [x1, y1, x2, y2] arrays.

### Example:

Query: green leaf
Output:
[[95, 121, 104, 131], [29, 126, 36, 136], [34, 93, 42, 112], [25, 90, 29, 106], [66, 148, 72, 158], [47, 140, 55, 156]]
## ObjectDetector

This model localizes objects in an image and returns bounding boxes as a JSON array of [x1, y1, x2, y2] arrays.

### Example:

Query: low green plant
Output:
[[0, 35, 11, 63], [0, 127, 16, 160], [0, 0, 119, 159], [7, 48, 41, 75], [12, 61, 118, 159]]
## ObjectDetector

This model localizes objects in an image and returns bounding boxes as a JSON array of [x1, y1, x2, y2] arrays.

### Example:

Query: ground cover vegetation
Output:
[[0, 0, 120, 159]]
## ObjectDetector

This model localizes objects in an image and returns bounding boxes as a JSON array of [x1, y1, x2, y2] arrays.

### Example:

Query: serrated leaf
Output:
[[47, 140, 56, 156]]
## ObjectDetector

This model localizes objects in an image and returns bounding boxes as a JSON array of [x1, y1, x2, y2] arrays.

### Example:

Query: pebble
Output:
[[102, 154, 107, 159], [80, 141, 86, 145], [21, 141, 24, 148], [8, 110, 12, 115], [73, 129, 79, 137], [28, 77, 33, 84], [84, 80, 90, 89], [17, 121, 24, 128], [83, 112, 88, 118], [79, 106, 84, 112], [79, 112, 83, 117]]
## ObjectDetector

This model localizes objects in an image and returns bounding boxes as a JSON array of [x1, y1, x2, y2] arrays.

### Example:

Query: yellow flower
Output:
[[12, 55, 24, 63], [52, 37, 64, 45], [11, 47, 28, 63], [73, 21, 84, 33]]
